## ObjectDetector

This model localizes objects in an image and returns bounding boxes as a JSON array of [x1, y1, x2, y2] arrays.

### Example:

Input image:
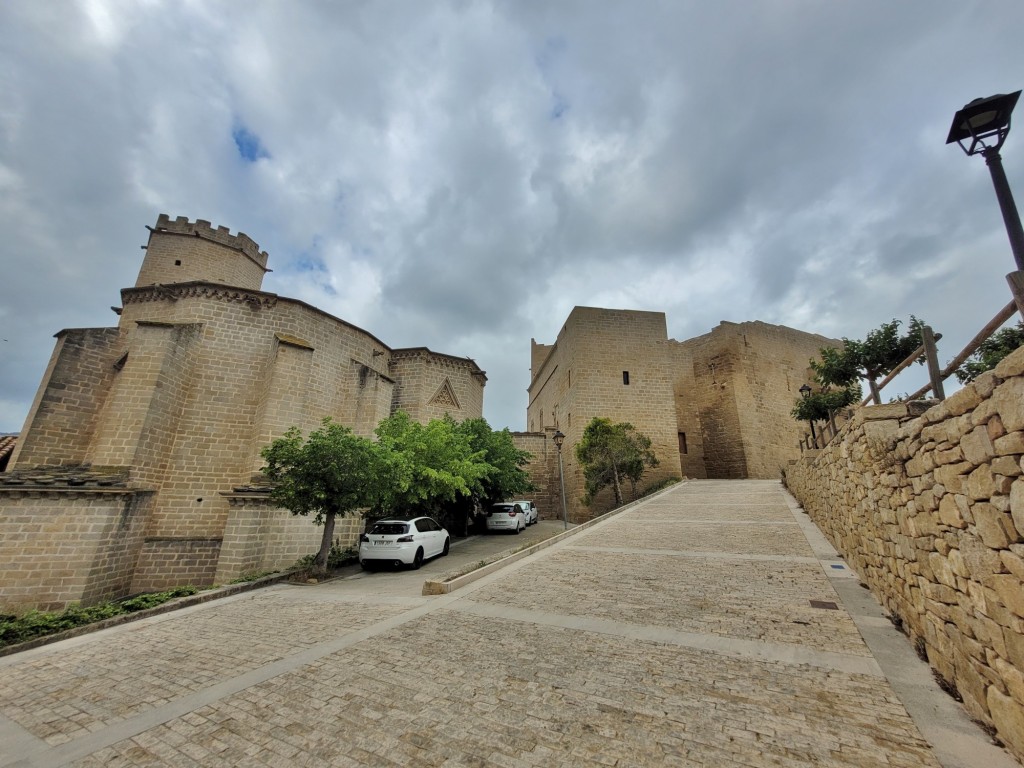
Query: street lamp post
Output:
[[946, 91, 1024, 314], [799, 384, 817, 449], [552, 430, 568, 530]]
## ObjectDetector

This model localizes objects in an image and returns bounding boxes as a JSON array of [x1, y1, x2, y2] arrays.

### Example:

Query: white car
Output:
[[512, 500, 538, 525], [486, 502, 527, 534], [359, 517, 450, 570]]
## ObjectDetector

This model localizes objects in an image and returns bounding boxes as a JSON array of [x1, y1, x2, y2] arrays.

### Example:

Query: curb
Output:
[[421, 481, 684, 595], [0, 571, 293, 658]]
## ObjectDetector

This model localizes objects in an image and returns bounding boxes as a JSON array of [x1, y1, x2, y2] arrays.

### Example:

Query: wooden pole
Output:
[[921, 325, 945, 401], [939, 300, 1016, 378], [1008, 271, 1024, 320]]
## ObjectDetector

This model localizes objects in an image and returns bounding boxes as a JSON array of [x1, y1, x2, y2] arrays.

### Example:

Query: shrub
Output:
[[0, 586, 200, 648], [639, 476, 681, 498], [294, 542, 358, 571]]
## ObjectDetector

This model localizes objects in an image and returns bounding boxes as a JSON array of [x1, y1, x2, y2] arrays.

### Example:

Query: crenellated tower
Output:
[[135, 214, 271, 291]]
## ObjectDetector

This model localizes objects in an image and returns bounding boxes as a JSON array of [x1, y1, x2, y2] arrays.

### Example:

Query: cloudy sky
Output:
[[1, 1, 1023, 434]]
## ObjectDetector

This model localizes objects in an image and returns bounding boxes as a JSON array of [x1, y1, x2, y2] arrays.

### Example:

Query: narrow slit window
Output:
[[622, 371, 630, 385], [678, 432, 688, 454]]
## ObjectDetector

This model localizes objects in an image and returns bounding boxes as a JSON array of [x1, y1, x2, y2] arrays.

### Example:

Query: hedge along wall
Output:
[[785, 345, 1024, 760]]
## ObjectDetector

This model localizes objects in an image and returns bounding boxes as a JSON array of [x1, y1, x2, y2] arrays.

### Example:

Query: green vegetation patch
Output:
[[0, 586, 199, 648]]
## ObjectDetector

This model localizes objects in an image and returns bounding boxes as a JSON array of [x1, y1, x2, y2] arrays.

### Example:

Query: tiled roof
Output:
[[231, 476, 273, 494], [0, 464, 130, 489], [0, 435, 16, 468]]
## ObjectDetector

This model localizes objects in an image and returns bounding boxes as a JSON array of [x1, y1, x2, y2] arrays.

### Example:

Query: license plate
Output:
[[373, 541, 393, 547]]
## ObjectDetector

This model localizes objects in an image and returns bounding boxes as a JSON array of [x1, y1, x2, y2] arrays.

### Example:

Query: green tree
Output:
[[574, 417, 659, 507], [814, 317, 924, 385], [261, 419, 386, 576], [373, 412, 488, 528], [453, 418, 534, 533], [791, 384, 861, 424], [811, 317, 926, 402], [954, 321, 1024, 384]]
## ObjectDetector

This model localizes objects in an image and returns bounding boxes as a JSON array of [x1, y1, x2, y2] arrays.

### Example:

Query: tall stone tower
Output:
[[135, 214, 270, 290]]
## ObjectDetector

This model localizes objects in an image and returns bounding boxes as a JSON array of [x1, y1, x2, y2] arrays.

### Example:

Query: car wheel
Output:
[[412, 548, 424, 569], [360, 561, 374, 571], [442, 538, 450, 556]]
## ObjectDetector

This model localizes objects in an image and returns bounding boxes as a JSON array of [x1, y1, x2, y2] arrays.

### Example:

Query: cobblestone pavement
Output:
[[0, 481, 1014, 767]]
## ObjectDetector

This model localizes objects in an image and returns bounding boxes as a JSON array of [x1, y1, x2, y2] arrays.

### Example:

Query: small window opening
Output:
[[174, 259, 182, 266], [622, 371, 630, 385], [678, 432, 688, 455]]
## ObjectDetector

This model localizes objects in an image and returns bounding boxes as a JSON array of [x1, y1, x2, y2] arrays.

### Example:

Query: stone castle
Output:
[[0, 215, 486, 611], [523, 307, 838, 522], [0, 215, 835, 611]]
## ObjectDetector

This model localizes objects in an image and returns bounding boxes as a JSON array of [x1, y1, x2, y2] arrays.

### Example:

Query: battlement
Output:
[[152, 214, 269, 269], [138, 214, 270, 292]]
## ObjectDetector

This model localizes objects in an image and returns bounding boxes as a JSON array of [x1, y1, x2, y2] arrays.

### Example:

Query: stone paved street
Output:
[[0, 481, 1016, 767]]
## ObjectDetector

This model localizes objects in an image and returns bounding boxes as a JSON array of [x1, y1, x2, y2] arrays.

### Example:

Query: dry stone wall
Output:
[[785, 345, 1024, 760]]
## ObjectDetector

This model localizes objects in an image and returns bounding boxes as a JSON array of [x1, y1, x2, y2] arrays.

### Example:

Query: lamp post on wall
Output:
[[946, 90, 1024, 314], [799, 384, 817, 448], [552, 430, 569, 530]]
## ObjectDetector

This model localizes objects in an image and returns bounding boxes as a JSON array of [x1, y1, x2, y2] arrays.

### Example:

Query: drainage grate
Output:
[[809, 600, 839, 610]]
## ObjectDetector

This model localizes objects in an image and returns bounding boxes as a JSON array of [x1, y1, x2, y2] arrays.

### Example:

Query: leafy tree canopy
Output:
[[373, 411, 488, 519], [812, 317, 926, 388], [791, 384, 861, 423], [954, 321, 1024, 384], [574, 417, 659, 507], [263, 413, 536, 560], [454, 417, 534, 506], [261, 419, 386, 574]]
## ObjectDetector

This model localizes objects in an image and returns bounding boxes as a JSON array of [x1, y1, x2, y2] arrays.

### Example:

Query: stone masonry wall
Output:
[[3, 214, 490, 609], [0, 489, 152, 612], [667, 340, 709, 479], [731, 322, 839, 479], [131, 538, 221, 593], [512, 431, 561, 522], [674, 321, 834, 480], [389, 349, 485, 425], [136, 214, 269, 291], [215, 496, 327, 582], [785, 345, 1024, 760], [12, 327, 123, 468], [527, 307, 682, 521]]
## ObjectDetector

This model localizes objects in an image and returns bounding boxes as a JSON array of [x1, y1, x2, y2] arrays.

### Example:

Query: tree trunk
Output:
[[315, 510, 336, 576], [611, 465, 623, 506]]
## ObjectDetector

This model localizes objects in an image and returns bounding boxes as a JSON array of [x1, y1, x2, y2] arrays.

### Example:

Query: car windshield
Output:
[[492, 505, 513, 512], [370, 522, 409, 535]]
